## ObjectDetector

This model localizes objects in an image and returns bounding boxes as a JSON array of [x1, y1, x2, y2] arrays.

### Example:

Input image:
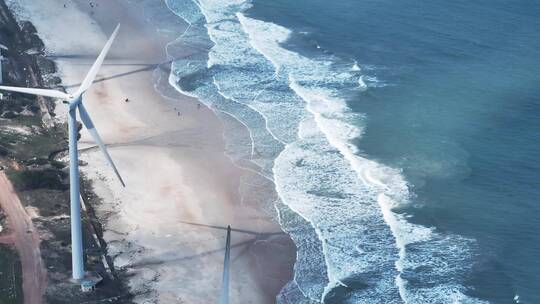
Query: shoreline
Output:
[[5, 0, 296, 302]]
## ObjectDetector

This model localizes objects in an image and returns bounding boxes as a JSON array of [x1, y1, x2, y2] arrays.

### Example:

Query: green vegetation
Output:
[[7, 168, 67, 191], [0, 115, 66, 160], [0, 246, 23, 304]]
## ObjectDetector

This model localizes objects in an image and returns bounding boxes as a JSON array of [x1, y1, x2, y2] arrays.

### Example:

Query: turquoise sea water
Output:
[[161, 0, 540, 302]]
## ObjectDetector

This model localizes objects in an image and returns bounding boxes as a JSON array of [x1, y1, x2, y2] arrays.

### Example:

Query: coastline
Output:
[[5, 0, 296, 303], [3, 0, 529, 303]]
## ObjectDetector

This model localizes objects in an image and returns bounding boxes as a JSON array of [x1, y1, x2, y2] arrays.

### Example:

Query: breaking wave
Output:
[[164, 0, 489, 302]]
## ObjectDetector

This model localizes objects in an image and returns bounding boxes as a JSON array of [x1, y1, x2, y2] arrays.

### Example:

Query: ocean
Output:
[[154, 0, 539, 302]]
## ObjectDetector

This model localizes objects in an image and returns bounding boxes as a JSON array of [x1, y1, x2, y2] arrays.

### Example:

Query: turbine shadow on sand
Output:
[[178, 221, 285, 238], [126, 238, 254, 269], [48, 54, 194, 89], [62, 63, 164, 89], [126, 222, 285, 269]]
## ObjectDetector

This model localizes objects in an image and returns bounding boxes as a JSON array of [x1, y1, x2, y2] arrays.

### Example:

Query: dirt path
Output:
[[0, 172, 46, 304]]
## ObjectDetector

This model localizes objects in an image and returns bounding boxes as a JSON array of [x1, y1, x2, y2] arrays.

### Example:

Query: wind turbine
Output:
[[219, 225, 231, 304], [0, 24, 124, 280]]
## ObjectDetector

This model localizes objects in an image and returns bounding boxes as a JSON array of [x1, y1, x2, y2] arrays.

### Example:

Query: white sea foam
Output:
[[239, 12, 489, 304], [351, 61, 361, 71], [166, 0, 488, 303], [358, 76, 368, 90]]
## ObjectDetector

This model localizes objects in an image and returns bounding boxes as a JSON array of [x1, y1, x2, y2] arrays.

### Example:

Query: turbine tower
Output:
[[219, 225, 231, 304], [0, 24, 124, 280]]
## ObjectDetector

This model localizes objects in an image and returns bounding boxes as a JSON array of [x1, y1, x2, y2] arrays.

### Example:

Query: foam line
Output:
[[164, 1, 489, 303]]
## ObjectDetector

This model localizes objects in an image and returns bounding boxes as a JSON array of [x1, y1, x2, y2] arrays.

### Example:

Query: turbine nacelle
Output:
[[68, 96, 81, 110], [0, 23, 124, 187]]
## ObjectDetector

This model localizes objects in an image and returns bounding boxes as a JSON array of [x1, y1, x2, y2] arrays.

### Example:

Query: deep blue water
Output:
[[164, 0, 540, 302], [248, 0, 540, 302]]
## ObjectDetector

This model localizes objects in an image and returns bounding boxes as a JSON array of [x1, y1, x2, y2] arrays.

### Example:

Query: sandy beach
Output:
[[5, 0, 295, 303]]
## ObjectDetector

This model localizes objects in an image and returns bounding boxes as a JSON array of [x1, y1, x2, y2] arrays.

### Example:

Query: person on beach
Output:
[[125, 98, 129, 103]]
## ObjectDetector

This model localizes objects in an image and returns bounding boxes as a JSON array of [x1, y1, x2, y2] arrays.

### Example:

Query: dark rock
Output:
[[0, 145, 10, 156], [2, 111, 18, 119], [36, 56, 55, 75], [20, 21, 37, 34]]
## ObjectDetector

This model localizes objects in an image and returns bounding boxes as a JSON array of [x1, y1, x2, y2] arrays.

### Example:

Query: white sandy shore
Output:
[[6, 0, 294, 303]]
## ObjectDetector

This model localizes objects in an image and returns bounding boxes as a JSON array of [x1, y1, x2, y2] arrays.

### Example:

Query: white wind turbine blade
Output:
[[75, 24, 120, 96], [77, 102, 125, 187], [0, 85, 69, 99]]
